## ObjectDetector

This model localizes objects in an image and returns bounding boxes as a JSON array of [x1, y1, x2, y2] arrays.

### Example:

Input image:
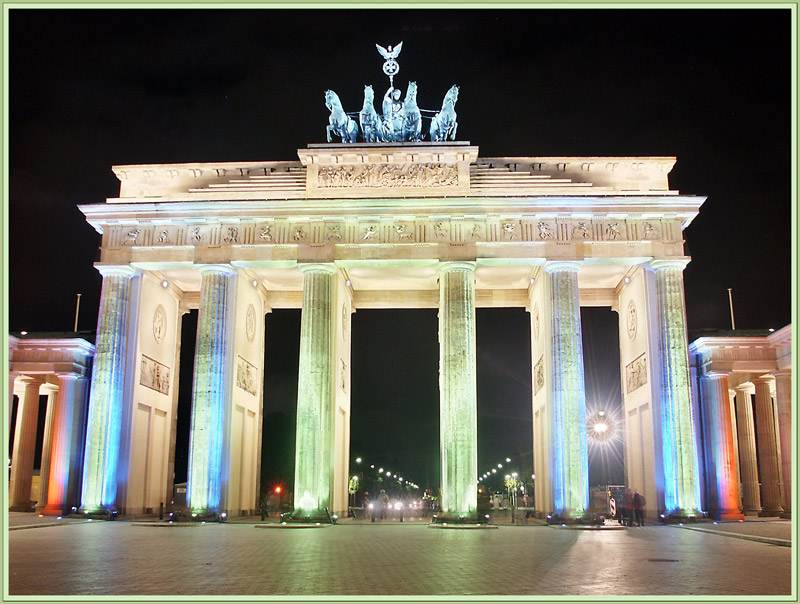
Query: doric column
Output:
[[699, 372, 743, 519], [728, 388, 742, 511], [773, 371, 791, 517], [42, 374, 81, 515], [734, 385, 761, 514], [649, 260, 701, 516], [753, 377, 783, 515], [545, 261, 588, 518], [35, 383, 59, 511], [292, 263, 337, 522], [80, 266, 138, 514], [438, 262, 478, 521], [9, 373, 19, 439], [9, 377, 42, 511], [187, 265, 237, 515]]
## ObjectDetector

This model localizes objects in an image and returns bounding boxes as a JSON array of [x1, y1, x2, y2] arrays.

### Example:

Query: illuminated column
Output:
[[35, 383, 59, 511], [80, 266, 137, 513], [292, 263, 337, 521], [42, 374, 83, 515], [545, 261, 588, 518], [753, 377, 783, 516], [773, 371, 791, 516], [438, 261, 478, 521], [649, 260, 701, 516], [734, 385, 761, 514], [728, 388, 742, 511], [187, 265, 237, 515], [9, 377, 42, 511], [699, 372, 743, 519]]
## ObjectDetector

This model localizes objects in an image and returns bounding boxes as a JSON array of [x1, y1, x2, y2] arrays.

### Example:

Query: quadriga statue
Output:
[[325, 90, 358, 143], [430, 85, 459, 142]]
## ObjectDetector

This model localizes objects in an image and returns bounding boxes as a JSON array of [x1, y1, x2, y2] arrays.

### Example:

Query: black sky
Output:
[[7, 8, 794, 491]]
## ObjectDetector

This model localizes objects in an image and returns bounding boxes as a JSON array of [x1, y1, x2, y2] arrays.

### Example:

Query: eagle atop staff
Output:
[[375, 42, 403, 61]]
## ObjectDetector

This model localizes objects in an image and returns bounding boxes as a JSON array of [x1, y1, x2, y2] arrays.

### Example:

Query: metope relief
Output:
[[571, 221, 591, 240], [536, 221, 555, 240], [340, 358, 348, 392], [317, 163, 458, 189], [605, 222, 624, 240], [236, 355, 258, 396], [393, 223, 414, 241], [626, 353, 648, 394], [152, 304, 167, 344], [502, 221, 520, 240], [626, 300, 637, 341], [246, 304, 256, 343], [534, 355, 545, 395], [140, 355, 170, 396], [642, 222, 660, 240]]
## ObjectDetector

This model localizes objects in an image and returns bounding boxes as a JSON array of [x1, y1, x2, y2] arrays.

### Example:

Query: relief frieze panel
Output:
[[317, 163, 458, 189], [140, 354, 170, 395], [626, 352, 648, 394]]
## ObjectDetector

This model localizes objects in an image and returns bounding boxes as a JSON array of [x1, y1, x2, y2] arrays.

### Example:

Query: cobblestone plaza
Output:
[[6, 515, 793, 598]]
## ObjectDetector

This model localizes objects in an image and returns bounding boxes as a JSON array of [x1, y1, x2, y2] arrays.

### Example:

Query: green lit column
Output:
[[649, 260, 701, 517], [292, 263, 337, 522], [544, 261, 589, 518], [438, 261, 478, 522], [80, 266, 138, 514], [187, 265, 237, 516]]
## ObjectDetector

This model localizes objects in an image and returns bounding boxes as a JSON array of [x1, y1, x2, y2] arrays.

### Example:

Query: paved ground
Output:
[[5, 513, 794, 600]]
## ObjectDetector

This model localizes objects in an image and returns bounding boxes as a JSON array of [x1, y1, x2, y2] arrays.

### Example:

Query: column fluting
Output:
[[649, 260, 701, 516], [35, 384, 59, 511], [43, 374, 80, 515], [545, 261, 589, 518], [753, 378, 783, 515], [699, 372, 742, 519], [187, 265, 237, 515], [80, 266, 137, 513], [9, 377, 42, 511], [292, 263, 337, 521], [438, 261, 478, 521], [734, 386, 761, 514], [773, 371, 791, 516]]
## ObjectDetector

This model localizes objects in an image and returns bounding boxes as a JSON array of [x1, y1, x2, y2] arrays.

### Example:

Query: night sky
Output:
[[7, 9, 793, 493]]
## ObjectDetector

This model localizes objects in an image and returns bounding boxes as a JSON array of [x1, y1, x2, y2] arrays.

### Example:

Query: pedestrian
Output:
[[378, 489, 389, 520], [632, 489, 646, 526], [621, 489, 633, 526]]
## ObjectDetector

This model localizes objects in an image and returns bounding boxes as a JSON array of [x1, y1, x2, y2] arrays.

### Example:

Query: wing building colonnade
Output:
[[8, 143, 792, 523]]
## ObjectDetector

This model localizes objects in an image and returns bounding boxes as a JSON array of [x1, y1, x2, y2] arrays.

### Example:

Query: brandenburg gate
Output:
[[76, 142, 708, 523]]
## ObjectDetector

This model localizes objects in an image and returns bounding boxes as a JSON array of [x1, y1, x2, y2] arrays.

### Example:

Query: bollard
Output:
[[159, 502, 164, 520]]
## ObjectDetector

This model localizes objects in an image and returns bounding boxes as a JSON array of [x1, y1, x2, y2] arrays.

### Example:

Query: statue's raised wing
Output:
[[376, 44, 391, 60], [391, 41, 402, 58]]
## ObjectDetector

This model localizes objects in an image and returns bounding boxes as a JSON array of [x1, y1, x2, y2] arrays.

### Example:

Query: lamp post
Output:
[[587, 410, 615, 515]]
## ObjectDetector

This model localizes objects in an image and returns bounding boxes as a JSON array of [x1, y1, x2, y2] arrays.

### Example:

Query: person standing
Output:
[[632, 490, 646, 526]]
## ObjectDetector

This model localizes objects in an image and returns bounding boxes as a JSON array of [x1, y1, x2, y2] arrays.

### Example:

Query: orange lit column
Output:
[[42, 374, 84, 515], [753, 378, 783, 516], [9, 377, 42, 511], [699, 372, 743, 520]]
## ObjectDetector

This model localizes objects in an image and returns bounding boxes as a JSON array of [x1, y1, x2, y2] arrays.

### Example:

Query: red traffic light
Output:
[[275, 486, 282, 494]]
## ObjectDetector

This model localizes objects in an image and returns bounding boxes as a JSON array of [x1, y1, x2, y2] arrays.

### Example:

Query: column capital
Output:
[[437, 261, 476, 274], [39, 383, 59, 394], [544, 260, 582, 274], [751, 376, 775, 386], [701, 371, 730, 380], [298, 262, 338, 275], [17, 375, 43, 387], [55, 372, 80, 383], [95, 265, 138, 278], [648, 259, 690, 272], [197, 264, 237, 276]]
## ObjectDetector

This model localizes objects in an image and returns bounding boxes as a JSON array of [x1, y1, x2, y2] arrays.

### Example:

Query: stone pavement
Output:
[[5, 515, 794, 600]]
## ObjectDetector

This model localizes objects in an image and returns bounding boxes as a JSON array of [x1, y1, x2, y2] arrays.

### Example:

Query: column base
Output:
[[780, 510, 791, 519], [711, 511, 745, 521], [41, 506, 70, 516], [432, 512, 481, 524], [758, 508, 784, 517], [286, 508, 335, 524], [743, 508, 761, 516], [8, 504, 35, 513]]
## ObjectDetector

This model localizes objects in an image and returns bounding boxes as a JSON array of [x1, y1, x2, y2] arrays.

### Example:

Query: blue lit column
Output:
[[80, 266, 138, 513], [438, 261, 478, 522], [545, 261, 589, 518], [187, 265, 237, 515], [649, 260, 701, 517], [292, 263, 337, 522]]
